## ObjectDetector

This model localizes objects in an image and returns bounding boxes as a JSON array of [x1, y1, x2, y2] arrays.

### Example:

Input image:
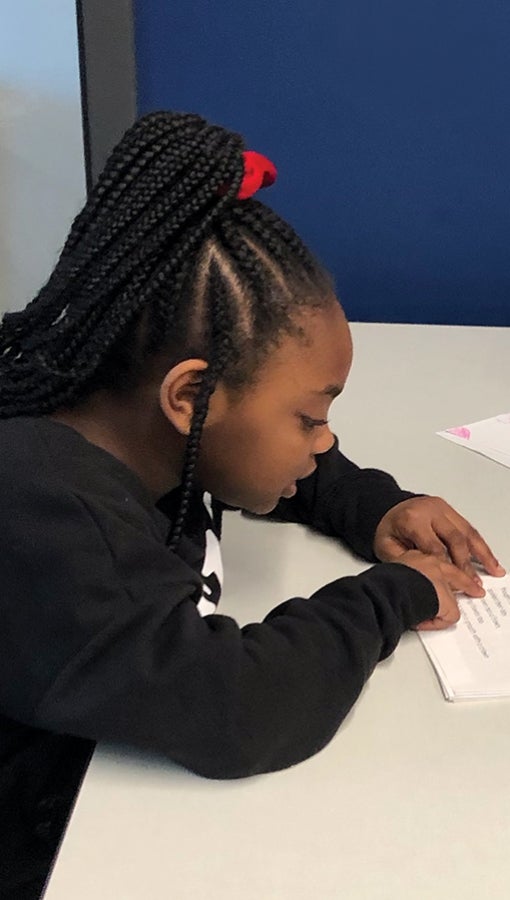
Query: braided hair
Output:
[[0, 111, 334, 547]]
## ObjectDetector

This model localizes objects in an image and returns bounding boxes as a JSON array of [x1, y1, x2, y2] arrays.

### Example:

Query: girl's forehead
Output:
[[253, 304, 352, 394]]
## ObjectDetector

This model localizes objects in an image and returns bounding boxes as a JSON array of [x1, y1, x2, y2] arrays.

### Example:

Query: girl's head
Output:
[[0, 112, 352, 542]]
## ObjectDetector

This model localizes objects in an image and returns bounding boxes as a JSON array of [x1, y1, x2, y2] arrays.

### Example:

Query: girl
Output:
[[0, 112, 503, 898]]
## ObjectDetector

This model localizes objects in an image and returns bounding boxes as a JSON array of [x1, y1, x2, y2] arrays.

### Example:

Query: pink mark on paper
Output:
[[496, 414, 510, 425], [446, 426, 471, 440]]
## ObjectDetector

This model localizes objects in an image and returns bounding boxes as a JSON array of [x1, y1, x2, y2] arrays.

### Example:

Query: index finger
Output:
[[456, 522, 504, 577], [435, 506, 506, 577], [439, 560, 486, 598]]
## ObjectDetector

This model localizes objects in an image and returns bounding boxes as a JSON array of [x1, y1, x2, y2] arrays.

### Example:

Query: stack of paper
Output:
[[419, 574, 510, 701], [438, 413, 510, 468]]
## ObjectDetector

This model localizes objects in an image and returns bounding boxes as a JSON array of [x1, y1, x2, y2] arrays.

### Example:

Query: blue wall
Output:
[[134, 1, 510, 325]]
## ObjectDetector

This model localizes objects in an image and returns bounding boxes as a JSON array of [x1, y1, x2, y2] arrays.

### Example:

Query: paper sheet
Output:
[[419, 574, 510, 700], [438, 413, 510, 468]]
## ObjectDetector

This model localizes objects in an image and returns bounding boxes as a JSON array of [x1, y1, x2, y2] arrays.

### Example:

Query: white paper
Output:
[[418, 574, 510, 701], [438, 413, 510, 468]]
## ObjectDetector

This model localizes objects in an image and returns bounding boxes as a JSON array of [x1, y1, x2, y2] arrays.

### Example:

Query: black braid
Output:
[[0, 111, 334, 544], [167, 371, 216, 551], [168, 257, 236, 549]]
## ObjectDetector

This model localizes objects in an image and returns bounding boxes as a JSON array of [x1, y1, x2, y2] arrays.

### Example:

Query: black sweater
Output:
[[0, 417, 438, 898]]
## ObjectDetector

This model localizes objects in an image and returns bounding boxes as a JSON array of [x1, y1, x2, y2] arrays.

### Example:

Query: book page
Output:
[[418, 574, 510, 700]]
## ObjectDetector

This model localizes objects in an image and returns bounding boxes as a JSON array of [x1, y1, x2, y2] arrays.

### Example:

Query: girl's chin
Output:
[[241, 495, 282, 516], [211, 485, 295, 516], [246, 486, 296, 515]]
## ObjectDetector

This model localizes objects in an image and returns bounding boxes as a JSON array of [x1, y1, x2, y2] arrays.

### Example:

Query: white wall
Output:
[[0, 1, 86, 313]]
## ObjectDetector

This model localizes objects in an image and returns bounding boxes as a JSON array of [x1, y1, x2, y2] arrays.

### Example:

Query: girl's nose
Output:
[[314, 425, 335, 456]]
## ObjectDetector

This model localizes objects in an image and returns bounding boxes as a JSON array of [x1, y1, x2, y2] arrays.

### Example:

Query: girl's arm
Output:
[[262, 436, 418, 562], [263, 439, 503, 587], [1, 480, 437, 780]]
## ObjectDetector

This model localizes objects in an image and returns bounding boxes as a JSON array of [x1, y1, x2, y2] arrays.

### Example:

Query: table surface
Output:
[[45, 323, 510, 900]]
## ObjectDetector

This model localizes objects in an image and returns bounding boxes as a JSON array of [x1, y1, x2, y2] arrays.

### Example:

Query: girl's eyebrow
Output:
[[314, 384, 343, 399]]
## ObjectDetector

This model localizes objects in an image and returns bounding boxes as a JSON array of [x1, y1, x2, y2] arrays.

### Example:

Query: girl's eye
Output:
[[300, 415, 329, 432]]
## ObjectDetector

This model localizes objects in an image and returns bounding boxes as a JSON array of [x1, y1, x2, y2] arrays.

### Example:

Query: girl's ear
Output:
[[159, 359, 209, 435]]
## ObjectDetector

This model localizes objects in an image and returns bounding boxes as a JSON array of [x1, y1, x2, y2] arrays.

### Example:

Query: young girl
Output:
[[0, 111, 503, 897]]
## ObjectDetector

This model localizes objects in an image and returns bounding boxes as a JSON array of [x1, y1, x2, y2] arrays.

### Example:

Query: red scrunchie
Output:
[[237, 150, 277, 200]]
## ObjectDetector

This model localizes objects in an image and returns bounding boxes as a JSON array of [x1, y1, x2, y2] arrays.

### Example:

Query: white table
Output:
[[45, 324, 510, 900]]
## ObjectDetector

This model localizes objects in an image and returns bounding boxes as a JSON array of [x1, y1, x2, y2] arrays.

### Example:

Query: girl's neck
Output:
[[50, 388, 185, 499]]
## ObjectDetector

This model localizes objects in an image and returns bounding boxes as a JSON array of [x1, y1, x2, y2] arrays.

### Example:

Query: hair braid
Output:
[[167, 374, 215, 551], [229, 200, 321, 279], [168, 258, 236, 549]]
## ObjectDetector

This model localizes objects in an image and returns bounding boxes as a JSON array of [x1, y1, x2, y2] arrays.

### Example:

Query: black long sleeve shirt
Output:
[[0, 416, 437, 898]]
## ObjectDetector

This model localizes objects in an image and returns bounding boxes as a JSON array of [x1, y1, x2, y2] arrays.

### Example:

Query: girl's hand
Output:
[[374, 496, 505, 594], [395, 549, 479, 631]]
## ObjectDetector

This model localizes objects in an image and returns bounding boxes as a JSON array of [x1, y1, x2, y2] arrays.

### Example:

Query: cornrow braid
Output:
[[0, 111, 335, 544]]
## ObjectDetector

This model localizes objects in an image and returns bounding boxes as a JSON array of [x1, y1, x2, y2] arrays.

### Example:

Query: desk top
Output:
[[45, 323, 510, 900]]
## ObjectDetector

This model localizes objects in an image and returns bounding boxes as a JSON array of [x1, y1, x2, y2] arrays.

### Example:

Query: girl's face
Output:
[[197, 302, 353, 514]]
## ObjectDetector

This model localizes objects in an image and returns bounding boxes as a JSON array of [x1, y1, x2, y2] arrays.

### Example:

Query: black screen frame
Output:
[[76, 0, 138, 192]]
